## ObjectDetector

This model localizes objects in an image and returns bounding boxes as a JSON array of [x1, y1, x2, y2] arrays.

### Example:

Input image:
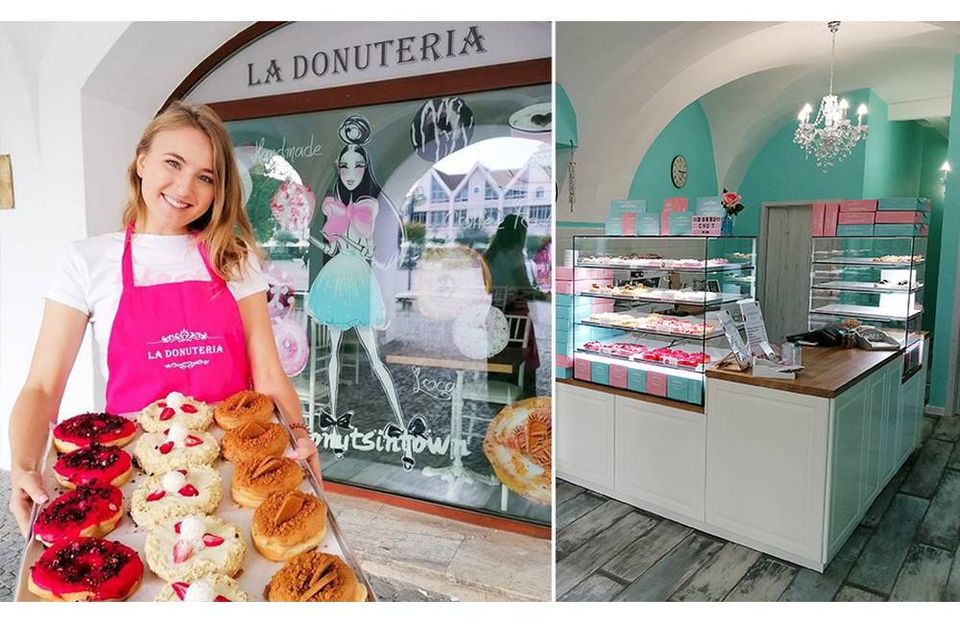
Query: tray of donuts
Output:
[[15, 390, 373, 602]]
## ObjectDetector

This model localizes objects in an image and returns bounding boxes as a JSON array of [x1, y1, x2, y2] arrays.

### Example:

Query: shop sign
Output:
[[247, 25, 488, 87]]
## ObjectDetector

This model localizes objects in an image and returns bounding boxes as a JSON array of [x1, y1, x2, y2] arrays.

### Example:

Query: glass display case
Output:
[[809, 236, 926, 375], [570, 236, 757, 406]]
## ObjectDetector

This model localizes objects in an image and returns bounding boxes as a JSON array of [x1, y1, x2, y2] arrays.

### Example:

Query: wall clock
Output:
[[671, 154, 688, 188]]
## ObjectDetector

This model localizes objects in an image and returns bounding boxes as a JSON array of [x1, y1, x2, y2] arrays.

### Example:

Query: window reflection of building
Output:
[[404, 157, 552, 242]]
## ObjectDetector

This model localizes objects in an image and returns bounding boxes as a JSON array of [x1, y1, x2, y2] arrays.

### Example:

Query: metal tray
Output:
[[14, 408, 375, 602]]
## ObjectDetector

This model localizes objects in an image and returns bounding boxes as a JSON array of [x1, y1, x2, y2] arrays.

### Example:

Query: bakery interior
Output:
[[555, 21, 960, 602], [0, 21, 552, 602]]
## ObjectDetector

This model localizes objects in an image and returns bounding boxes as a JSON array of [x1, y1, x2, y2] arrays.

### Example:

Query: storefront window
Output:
[[225, 83, 552, 524]]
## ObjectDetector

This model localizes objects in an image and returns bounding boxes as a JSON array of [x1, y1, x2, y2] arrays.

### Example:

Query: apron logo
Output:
[[146, 327, 225, 368]]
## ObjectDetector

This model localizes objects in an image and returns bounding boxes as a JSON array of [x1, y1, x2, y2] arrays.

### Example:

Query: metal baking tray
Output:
[[14, 408, 375, 602]]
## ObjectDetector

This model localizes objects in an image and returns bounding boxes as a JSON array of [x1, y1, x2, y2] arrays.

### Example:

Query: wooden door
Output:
[[760, 204, 813, 343]]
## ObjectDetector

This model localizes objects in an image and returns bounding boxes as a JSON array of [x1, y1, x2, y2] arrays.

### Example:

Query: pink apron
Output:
[[104, 226, 252, 413]]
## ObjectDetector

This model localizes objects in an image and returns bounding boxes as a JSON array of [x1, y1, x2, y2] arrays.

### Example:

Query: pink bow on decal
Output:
[[321, 196, 376, 240]]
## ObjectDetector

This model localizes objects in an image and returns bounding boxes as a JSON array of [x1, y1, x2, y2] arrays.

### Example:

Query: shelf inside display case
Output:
[[576, 289, 745, 308], [577, 318, 726, 341], [811, 258, 924, 268], [576, 260, 755, 273], [569, 235, 757, 407], [814, 280, 923, 294], [809, 303, 924, 322], [808, 236, 927, 363]]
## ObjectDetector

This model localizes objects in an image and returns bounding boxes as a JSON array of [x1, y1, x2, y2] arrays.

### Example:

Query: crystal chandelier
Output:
[[794, 21, 868, 173]]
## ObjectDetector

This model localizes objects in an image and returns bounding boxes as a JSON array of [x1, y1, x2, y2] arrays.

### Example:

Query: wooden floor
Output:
[[557, 410, 960, 601]]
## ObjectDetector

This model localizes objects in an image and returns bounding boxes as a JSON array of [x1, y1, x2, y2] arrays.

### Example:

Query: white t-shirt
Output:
[[45, 231, 269, 382]]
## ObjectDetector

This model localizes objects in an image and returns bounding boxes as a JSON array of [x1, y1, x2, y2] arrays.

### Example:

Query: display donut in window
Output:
[[307, 115, 424, 471], [483, 396, 552, 506], [410, 96, 475, 163], [7, 101, 319, 538]]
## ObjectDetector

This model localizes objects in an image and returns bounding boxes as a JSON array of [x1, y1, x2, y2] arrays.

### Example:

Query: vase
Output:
[[721, 214, 734, 236]]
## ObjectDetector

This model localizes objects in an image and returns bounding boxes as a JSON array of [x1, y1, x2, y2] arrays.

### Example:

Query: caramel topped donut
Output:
[[221, 421, 287, 464], [265, 551, 366, 602], [214, 390, 274, 430], [231, 456, 303, 508], [53, 444, 133, 489], [29, 537, 144, 601], [252, 490, 327, 561], [53, 412, 137, 453], [33, 484, 124, 546], [138, 392, 213, 433]]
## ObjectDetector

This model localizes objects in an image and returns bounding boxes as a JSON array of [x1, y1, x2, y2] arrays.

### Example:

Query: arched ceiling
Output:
[[557, 21, 960, 216]]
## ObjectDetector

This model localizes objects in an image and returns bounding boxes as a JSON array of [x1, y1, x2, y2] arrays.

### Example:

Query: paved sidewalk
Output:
[[0, 470, 551, 602]]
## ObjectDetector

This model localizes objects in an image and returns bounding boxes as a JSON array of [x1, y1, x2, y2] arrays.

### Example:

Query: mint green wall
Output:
[[627, 101, 718, 209], [918, 127, 948, 334], [929, 54, 960, 410], [556, 83, 579, 149], [735, 89, 873, 237]]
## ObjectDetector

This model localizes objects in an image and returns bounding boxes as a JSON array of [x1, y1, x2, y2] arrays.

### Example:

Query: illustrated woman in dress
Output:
[[8, 102, 319, 535], [308, 115, 424, 470]]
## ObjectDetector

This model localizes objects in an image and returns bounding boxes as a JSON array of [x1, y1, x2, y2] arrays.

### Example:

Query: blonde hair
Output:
[[122, 101, 262, 281]]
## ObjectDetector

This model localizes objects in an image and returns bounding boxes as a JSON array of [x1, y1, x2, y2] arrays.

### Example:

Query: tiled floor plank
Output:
[[917, 469, 960, 551], [889, 544, 953, 601], [557, 491, 607, 529], [846, 494, 929, 595], [614, 533, 723, 602], [669, 542, 760, 602], [780, 525, 872, 601], [900, 439, 953, 499], [602, 519, 691, 583], [557, 480, 585, 505], [562, 572, 626, 602], [556, 499, 636, 559], [724, 556, 797, 602], [556, 512, 659, 598], [834, 585, 885, 601]]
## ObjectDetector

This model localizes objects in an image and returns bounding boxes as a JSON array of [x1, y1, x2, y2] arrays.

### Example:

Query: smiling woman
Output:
[[6, 101, 321, 538]]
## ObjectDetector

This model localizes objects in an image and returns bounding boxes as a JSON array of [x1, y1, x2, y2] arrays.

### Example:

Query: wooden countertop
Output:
[[557, 378, 705, 414], [705, 346, 902, 399]]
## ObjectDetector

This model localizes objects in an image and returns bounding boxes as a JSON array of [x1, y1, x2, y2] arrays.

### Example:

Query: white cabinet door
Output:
[[863, 370, 885, 504], [881, 361, 901, 482], [614, 395, 705, 521], [706, 380, 829, 564], [557, 382, 616, 489], [828, 380, 869, 557]]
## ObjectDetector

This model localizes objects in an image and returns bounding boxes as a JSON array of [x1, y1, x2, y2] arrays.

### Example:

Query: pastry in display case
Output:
[[809, 236, 925, 375], [571, 236, 757, 406]]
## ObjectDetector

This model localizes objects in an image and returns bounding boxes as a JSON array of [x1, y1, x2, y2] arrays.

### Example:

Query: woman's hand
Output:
[[9, 468, 48, 537], [290, 433, 323, 485]]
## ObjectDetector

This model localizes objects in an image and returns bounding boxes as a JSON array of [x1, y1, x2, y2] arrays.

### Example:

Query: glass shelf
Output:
[[576, 290, 745, 308], [813, 280, 923, 295]]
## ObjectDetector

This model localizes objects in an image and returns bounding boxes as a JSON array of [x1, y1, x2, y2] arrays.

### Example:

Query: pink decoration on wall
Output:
[[272, 316, 309, 377], [270, 181, 316, 233]]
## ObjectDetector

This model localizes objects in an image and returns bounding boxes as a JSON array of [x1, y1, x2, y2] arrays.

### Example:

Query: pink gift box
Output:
[[621, 212, 637, 236], [824, 203, 839, 236], [609, 365, 628, 389], [572, 268, 614, 280], [839, 199, 878, 212], [574, 358, 591, 381], [662, 197, 688, 236], [557, 355, 574, 368], [556, 267, 574, 281], [646, 371, 667, 397], [875, 211, 926, 224], [811, 203, 825, 236], [556, 279, 601, 295], [838, 212, 876, 225]]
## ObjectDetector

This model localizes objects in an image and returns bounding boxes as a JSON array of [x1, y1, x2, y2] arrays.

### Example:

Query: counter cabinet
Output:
[[557, 343, 927, 572]]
